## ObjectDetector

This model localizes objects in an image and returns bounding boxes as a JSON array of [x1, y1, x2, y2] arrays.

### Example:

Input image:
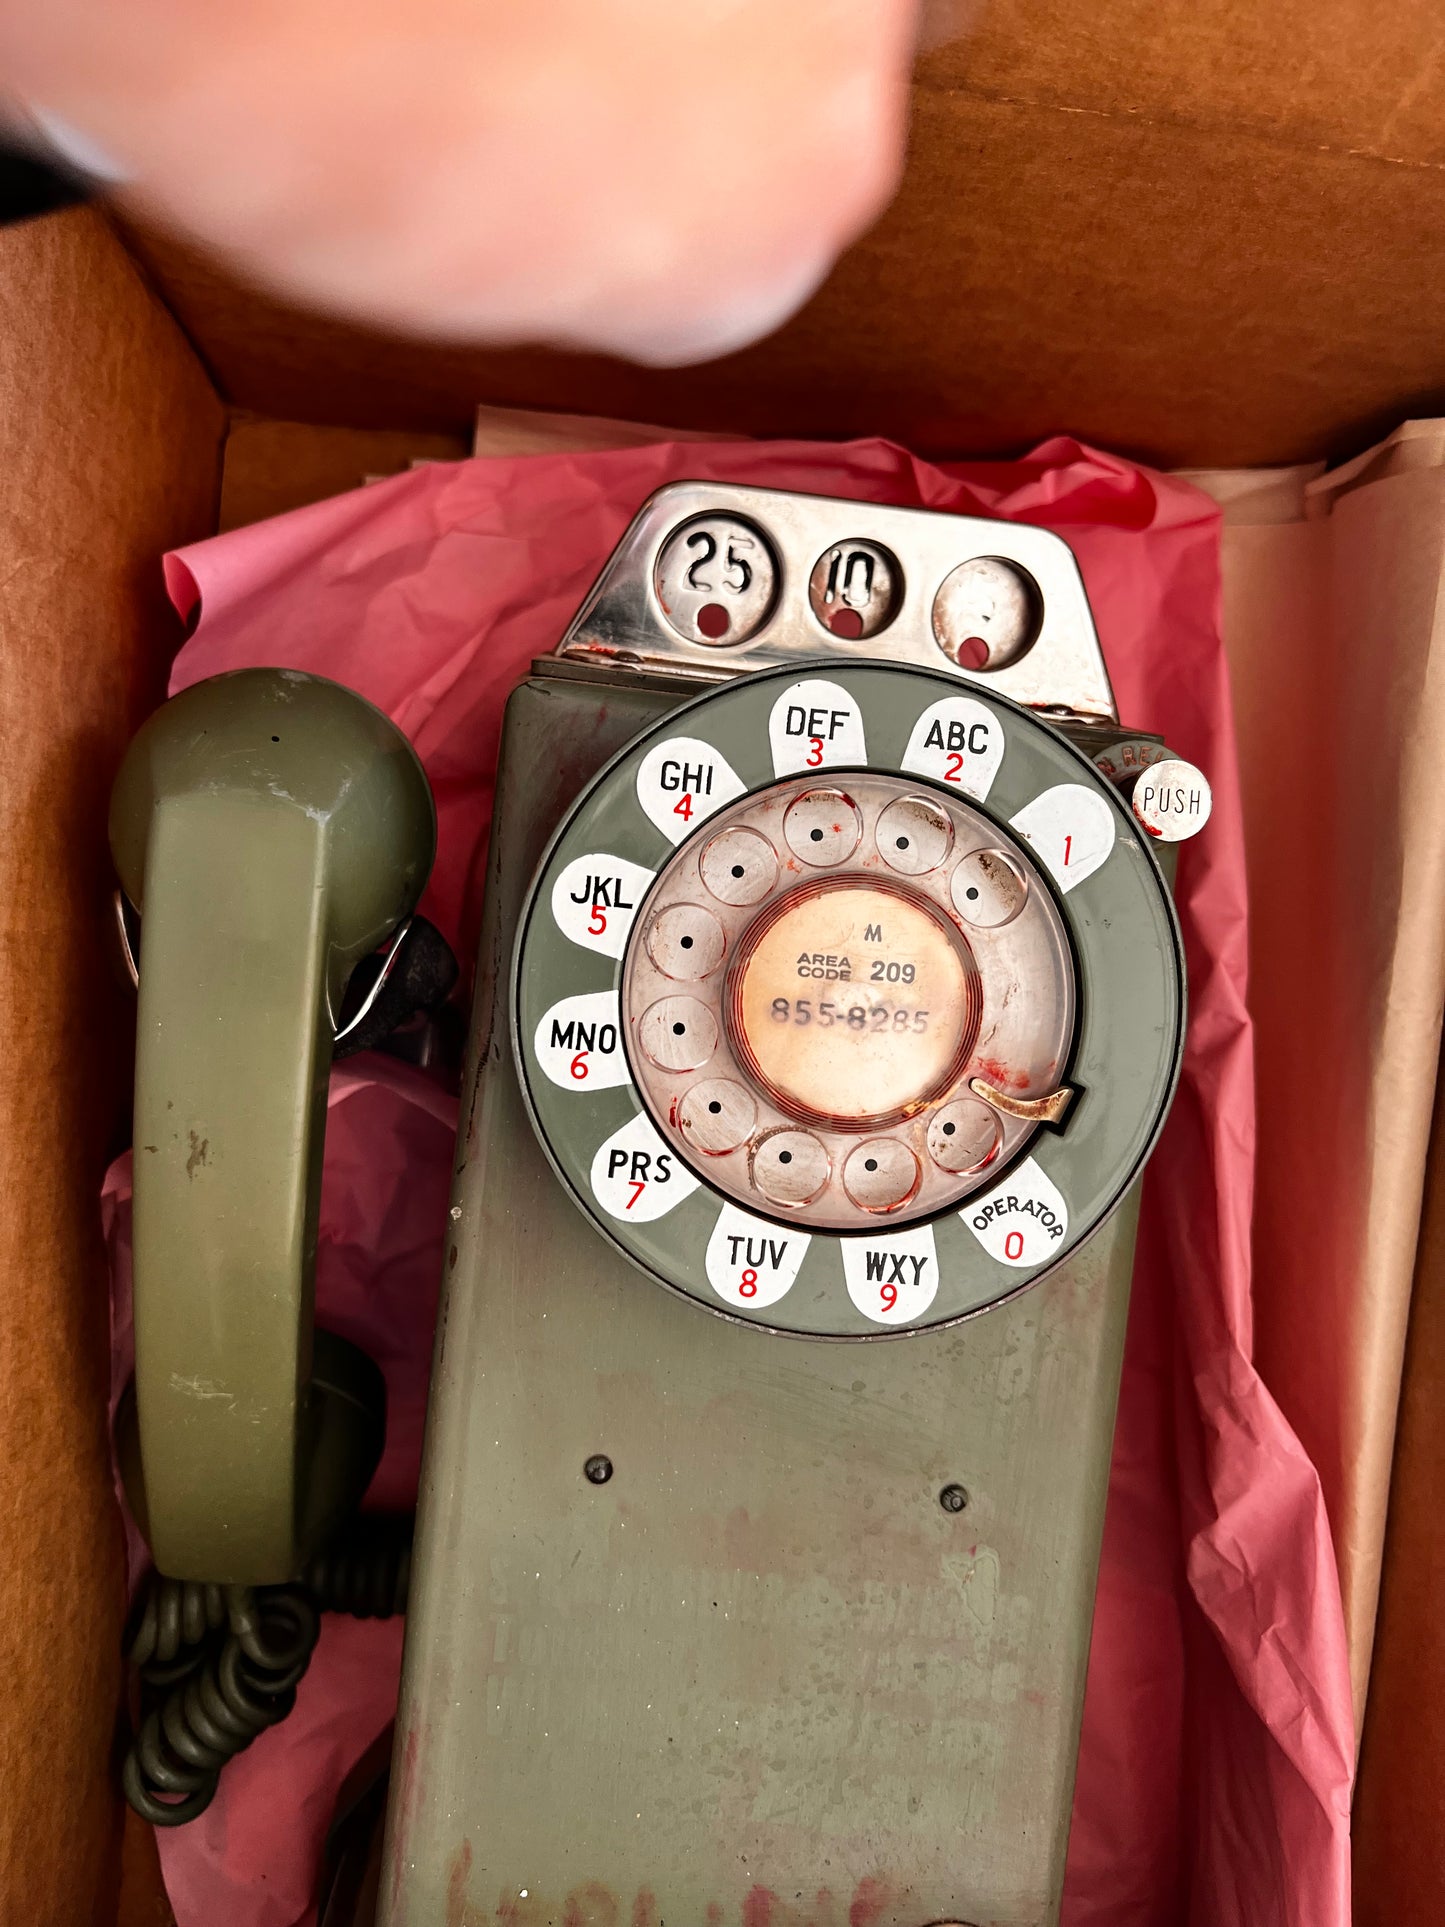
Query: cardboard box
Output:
[[5, 8, 1445, 1917]]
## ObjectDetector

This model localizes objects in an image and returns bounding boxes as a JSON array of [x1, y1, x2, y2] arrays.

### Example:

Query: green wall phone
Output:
[[114, 485, 1208, 1924], [384, 487, 1202, 1927]]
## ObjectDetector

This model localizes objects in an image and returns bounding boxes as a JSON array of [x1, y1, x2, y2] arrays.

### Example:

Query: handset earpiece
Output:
[[109, 668, 436, 1584]]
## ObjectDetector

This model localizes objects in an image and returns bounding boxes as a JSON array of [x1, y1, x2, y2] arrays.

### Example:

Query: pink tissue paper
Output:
[[102, 436, 1353, 1927]]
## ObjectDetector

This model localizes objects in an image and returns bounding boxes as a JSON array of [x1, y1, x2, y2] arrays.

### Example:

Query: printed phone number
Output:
[[769, 998, 931, 1034]]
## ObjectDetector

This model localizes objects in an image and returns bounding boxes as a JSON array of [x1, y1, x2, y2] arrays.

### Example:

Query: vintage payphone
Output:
[[380, 486, 1204, 1926], [111, 484, 1207, 1927]]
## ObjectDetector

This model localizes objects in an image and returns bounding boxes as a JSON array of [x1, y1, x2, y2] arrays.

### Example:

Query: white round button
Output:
[[1131, 758, 1212, 842]]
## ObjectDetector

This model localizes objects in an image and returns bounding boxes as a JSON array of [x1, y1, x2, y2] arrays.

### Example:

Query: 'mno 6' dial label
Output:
[[534, 991, 630, 1090]]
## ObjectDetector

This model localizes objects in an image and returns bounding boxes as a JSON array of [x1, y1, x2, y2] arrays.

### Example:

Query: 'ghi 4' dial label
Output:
[[551, 853, 656, 958], [635, 737, 745, 846]]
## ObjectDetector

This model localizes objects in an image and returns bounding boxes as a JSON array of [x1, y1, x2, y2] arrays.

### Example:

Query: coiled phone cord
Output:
[[122, 1515, 413, 1827]]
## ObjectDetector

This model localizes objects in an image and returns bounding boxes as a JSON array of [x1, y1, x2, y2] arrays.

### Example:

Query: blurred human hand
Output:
[[0, 0, 923, 363]]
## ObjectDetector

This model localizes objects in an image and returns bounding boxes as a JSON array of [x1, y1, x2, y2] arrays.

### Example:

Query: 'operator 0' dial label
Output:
[[590, 1111, 700, 1223], [962, 1157, 1070, 1267]]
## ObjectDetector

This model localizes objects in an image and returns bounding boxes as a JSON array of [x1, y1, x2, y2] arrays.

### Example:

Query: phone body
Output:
[[378, 485, 1194, 1927]]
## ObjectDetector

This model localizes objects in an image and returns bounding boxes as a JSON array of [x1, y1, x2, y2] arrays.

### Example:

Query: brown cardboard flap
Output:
[[0, 207, 222, 1927], [1354, 1034, 1445, 1924], [1202, 427, 1445, 1744], [118, 0, 1445, 469]]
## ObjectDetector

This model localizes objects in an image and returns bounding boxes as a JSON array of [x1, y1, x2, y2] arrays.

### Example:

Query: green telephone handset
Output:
[[110, 667, 436, 1586]]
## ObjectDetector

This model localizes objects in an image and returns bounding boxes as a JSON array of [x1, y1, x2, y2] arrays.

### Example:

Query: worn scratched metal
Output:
[[378, 664, 1153, 1927]]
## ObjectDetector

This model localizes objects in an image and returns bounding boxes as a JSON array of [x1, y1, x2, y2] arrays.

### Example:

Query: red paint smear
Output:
[[446, 1839, 473, 1927], [706, 1907, 724, 1927], [743, 1888, 778, 1927], [848, 1877, 891, 1927], [632, 1891, 659, 1927], [387, 1728, 424, 1913], [564, 1883, 620, 1927]]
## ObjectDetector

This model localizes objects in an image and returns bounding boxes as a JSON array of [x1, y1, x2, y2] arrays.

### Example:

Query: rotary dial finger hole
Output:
[[677, 1077, 757, 1154], [701, 826, 778, 906], [843, 1138, 921, 1213], [751, 1129, 831, 1207], [876, 795, 954, 877], [783, 788, 862, 867], [951, 847, 1028, 928], [645, 901, 726, 980], [638, 996, 719, 1073]]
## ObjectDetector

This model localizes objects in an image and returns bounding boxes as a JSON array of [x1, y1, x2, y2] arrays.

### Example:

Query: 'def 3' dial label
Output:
[[768, 679, 867, 777]]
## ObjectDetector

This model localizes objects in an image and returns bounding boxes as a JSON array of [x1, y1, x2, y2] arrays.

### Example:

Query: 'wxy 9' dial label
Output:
[[550, 853, 656, 958], [590, 1111, 699, 1223], [705, 1203, 809, 1309], [842, 1225, 940, 1325], [533, 991, 630, 1090], [901, 697, 1005, 802], [1009, 785, 1115, 893], [962, 1157, 1070, 1267], [636, 736, 746, 846], [768, 679, 867, 777]]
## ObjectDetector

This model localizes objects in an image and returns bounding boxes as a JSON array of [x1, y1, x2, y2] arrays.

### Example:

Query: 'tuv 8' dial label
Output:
[[533, 991, 630, 1090], [590, 1111, 699, 1222], [768, 679, 867, 777], [636, 736, 745, 846], [550, 853, 656, 958], [705, 1203, 809, 1309]]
